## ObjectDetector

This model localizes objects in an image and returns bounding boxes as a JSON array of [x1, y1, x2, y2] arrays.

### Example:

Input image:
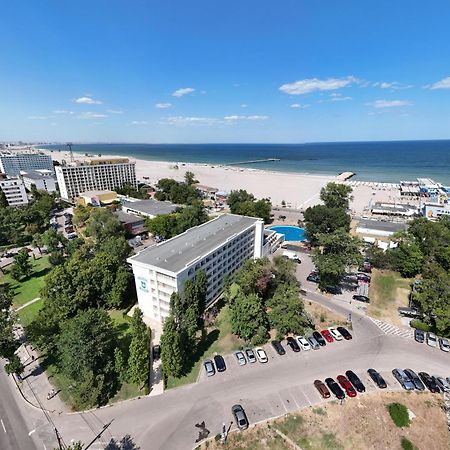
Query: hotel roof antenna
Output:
[[66, 142, 74, 162]]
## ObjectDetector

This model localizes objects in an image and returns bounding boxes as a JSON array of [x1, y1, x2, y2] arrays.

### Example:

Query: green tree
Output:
[[127, 308, 150, 386], [85, 208, 125, 243], [114, 347, 128, 383], [0, 189, 8, 208], [227, 190, 272, 223], [32, 233, 44, 254], [160, 315, 184, 378], [10, 248, 33, 281], [272, 255, 298, 287], [41, 228, 67, 253], [320, 182, 353, 209], [233, 258, 273, 299], [392, 240, 423, 277], [184, 171, 198, 185]]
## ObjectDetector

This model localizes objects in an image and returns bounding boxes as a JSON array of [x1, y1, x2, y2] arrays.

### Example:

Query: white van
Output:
[[282, 250, 301, 263]]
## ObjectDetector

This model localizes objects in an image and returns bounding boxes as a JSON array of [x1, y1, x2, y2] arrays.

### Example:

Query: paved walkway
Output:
[[15, 297, 41, 311]]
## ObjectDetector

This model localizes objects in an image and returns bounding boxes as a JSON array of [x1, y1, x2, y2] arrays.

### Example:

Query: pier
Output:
[[337, 171, 355, 181], [227, 158, 280, 166]]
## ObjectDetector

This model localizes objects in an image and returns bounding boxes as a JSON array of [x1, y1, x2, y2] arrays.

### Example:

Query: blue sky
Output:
[[1, 0, 450, 143]]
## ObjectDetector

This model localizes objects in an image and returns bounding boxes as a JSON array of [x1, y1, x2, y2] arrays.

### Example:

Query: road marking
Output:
[[1, 419, 6, 433], [28, 428, 36, 436], [278, 393, 288, 413]]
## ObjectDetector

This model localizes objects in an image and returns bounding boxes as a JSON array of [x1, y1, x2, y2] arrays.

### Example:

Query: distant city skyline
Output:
[[1, 1, 450, 143]]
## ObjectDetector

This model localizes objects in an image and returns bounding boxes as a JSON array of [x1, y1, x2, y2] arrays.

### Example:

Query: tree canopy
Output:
[[154, 176, 201, 204], [227, 189, 272, 223], [320, 182, 353, 210]]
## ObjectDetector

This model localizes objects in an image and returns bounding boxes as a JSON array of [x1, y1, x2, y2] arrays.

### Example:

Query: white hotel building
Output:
[[128, 214, 264, 323], [0, 151, 54, 176], [0, 175, 29, 207], [55, 157, 137, 201]]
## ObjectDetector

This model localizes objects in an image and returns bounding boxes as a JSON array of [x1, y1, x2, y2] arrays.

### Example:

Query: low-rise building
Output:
[[422, 202, 450, 220], [122, 198, 178, 219], [0, 174, 29, 206], [356, 219, 408, 238], [20, 169, 57, 193], [114, 210, 146, 235], [128, 214, 264, 323], [78, 190, 118, 206]]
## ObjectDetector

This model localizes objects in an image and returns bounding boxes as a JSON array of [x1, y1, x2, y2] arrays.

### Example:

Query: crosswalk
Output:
[[370, 318, 414, 339]]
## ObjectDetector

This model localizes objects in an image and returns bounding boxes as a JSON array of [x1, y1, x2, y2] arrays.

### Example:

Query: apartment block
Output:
[[0, 151, 54, 176], [0, 175, 29, 206]]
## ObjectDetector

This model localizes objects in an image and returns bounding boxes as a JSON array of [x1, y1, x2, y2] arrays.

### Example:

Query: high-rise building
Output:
[[55, 157, 137, 201], [128, 214, 264, 323], [0, 151, 54, 176], [0, 174, 29, 206]]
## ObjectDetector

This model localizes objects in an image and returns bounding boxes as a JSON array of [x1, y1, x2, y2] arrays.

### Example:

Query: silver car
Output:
[[434, 376, 450, 392], [392, 368, 415, 390], [234, 350, 247, 366], [307, 335, 320, 350], [439, 337, 450, 352], [426, 332, 437, 347], [204, 359, 215, 377]]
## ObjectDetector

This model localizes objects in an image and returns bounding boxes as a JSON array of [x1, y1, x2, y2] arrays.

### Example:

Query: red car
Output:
[[321, 329, 334, 343], [314, 380, 331, 398], [337, 375, 357, 397]]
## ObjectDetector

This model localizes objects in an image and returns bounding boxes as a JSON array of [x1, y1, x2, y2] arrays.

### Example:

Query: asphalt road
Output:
[[0, 364, 37, 450]]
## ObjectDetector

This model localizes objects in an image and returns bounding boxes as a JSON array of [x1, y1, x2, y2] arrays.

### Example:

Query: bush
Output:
[[409, 319, 432, 332], [387, 403, 410, 427], [401, 436, 417, 450]]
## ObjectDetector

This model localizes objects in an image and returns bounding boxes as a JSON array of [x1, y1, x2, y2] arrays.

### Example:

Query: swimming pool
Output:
[[269, 225, 306, 242]]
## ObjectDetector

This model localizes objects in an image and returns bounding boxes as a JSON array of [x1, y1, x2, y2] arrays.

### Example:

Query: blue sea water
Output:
[[42, 140, 450, 184]]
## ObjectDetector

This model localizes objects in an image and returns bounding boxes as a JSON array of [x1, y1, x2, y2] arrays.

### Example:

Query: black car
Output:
[[214, 354, 227, 372], [404, 369, 425, 391], [337, 327, 352, 340], [286, 336, 300, 352], [325, 377, 345, 399], [367, 368, 387, 388], [418, 372, 440, 393], [231, 404, 249, 430], [271, 340, 286, 355], [307, 273, 320, 283], [352, 294, 370, 303], [312, 331, 326, 346], [345, 370, 366, 393], [152, 345, 161, 360], [414, 329, 425, 343], [325, 286, 342, 295]]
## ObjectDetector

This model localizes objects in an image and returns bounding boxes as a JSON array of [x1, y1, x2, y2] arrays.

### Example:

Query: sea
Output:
[[41, 140, 450, 184]]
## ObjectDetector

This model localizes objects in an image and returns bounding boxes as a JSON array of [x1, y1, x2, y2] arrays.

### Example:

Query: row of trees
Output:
[[228, 257, 311, 343], [304, 182, 362, 289], [227, 189, 272, 223], [154, 172, 201, 205]]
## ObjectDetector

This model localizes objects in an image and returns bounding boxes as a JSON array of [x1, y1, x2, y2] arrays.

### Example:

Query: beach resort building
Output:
[[121, 198, 178, 219], [55, 157, 136, 201], [422, 202, 450, 220], [0, 174, 29, 207], [128, 214, 264, 323], [78, 190, 118, 206], [20, 170, 57, 193], [0, 151, 54, 176]]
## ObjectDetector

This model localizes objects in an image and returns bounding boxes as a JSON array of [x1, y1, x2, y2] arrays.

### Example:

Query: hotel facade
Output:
[[0, 175, 29, 207], [128, 214, 264, 323], [0, 152, 54, 176], [55, 157, 137, 201]]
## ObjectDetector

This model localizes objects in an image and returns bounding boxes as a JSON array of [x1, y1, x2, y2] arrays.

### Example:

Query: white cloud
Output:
[[74, 96, 102, 105], [224, 115, 269, 121], [427, 76, 450, 90], [172, 87, 195, 97], [290, 103, 310, 108], [155, 103, 172, 109], [53, 110, 74, 114], [366, 99, 412, 109], [279, 76, 358, 95], [161, 116, 219, 126], [240, 104, 248, 108], [130, 120, 148, 125], [107, 109, 123, 114], [374, 81, 413, 90], [77, 112, 108, 119], [28, 115, 47, 120], [330, 94, 352, 102]]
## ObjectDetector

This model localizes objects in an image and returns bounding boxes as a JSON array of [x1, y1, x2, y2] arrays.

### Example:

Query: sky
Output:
[[1, 0, 450, 143]]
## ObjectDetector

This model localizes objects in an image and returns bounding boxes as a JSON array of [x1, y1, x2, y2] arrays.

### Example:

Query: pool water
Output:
[[269, 225, 306, 242]]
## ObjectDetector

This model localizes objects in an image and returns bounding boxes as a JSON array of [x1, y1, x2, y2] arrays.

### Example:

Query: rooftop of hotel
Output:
[[128, 214, 261, 273], [357, 219, 409, 233], [122, 198, 178, 216], [20, 170, 54, 179]]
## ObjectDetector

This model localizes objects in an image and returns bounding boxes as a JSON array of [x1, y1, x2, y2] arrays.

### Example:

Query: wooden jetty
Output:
[[227, 158, 280, 166]]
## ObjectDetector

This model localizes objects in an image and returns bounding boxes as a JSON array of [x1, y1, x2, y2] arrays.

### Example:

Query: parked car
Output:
[[320, 329, 334, 343], [328, 327, 343, 341], [426, 332, 437, 347], [345, 370, 365, 393], [434, 376, 450, 392], [231, 404, 249, 430], [337, 375, 357, 397], [244, 348, 257, 363], [234, 351, 247, 366], [439, 337, 450, 352], [418, 372, 440, 393], [204, 359, 215, 377], [255, 347, 268, 363], [307, 273, 320, 283], [325, 286, 342, 295], [286, 336, 300, 352], [214, 354, 226, 372], [414, 329, 425, 343], [271, 340, 285, 355], [152, 345, 161, 360], [352, 294, 370, 303], [307, 335, 320, 350], [392, 369, 415, 390], [296, 336, 311, 351], [367, 368, 387, 388], [336, 327, 352, 340], [314, 380, 331, 399], [312, 331, 326, 346], [357, 273, 371, 283], [404, 369, 425, 391], [325, 377, 345, 400]]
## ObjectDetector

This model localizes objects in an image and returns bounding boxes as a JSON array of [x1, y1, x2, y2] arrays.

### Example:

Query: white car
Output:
[[439, 337, 450, 352], [234, 350, 247, 366], [254, 347, 268, 363], [296, 336, 311, 351], [426, 332, 437, 347], [434, 376, 450, 392], [328, 327, 343, 341]]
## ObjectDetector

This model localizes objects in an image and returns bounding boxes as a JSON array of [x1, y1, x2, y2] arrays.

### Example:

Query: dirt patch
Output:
[[304, 300, 349, 329], [199, 392, 448, 450], [368, 270, 411, 326]]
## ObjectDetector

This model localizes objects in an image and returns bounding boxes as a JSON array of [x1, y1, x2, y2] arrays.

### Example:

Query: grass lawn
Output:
[[17, 298, 44, 327], [1, 256, 51, 308], [368, 269, 412, 326], [167, 304, 244, 389]]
